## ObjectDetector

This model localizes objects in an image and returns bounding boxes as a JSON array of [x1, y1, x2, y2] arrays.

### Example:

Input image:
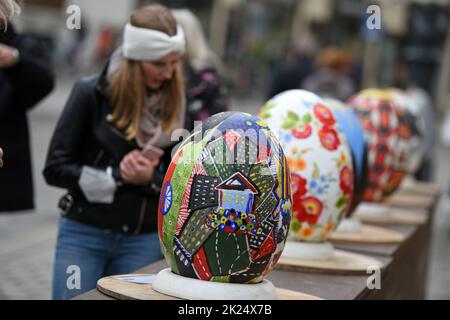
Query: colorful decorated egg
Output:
[[406, 87, 434, 171], [378, 89, 416, 194], [323, 97, 368, 215], [388, 88, 426, 176], [158, 112, 292, 284], [259, 90, 354, 242], [347, 89, 400, 201]]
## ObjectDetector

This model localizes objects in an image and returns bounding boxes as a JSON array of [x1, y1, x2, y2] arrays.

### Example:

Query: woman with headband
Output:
[[43, 5, 187, 299]]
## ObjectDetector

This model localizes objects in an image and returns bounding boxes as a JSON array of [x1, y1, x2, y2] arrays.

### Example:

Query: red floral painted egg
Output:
[[348, 89, 400, 201], [260, 90, 354, 242]]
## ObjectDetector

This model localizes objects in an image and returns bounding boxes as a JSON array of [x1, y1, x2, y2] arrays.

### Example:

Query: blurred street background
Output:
[[1, 0, 450, 299]]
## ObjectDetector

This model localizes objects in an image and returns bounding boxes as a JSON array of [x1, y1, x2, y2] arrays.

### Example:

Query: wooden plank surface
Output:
[[383, 193, 435, 209], [355, 208, 427, 225], [96, 274, 323, 300], [73, 217, 427, 300], [331, 224, 417, 257], [276, 250, 384, 275], [75, 255, 392, 300], [397, 182, 441, 197], [330, 224, 406, 244]]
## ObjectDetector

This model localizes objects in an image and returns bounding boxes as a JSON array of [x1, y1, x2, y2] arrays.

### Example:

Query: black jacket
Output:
[[0, 25, 55, 212], [185, 65, 229, 121], [43, 64, 184, 234]]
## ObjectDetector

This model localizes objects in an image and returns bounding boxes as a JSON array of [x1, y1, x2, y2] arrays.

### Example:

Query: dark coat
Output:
[[43, 64, 186, 234], [185, 65, 229, 122], [0, 25, 55, 212]]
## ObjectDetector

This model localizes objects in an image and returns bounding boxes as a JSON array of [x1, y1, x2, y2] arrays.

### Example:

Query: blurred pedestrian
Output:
[[92, 25, 118, 69], [171, 8, 229, 123], [302, 47, 356, 101], [43, 4, 187, 299], [0, 16, 55, 212], [268, 34, 317, 99], [0, 0, 20, 170], [53, 17, 88, 76]]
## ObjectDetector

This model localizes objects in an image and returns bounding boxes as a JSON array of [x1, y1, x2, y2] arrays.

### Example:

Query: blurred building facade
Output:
[[15, 0, 450, 112]]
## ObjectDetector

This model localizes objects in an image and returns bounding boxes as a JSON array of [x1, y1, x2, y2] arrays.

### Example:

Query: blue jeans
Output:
[[52, 217, 163, 300]]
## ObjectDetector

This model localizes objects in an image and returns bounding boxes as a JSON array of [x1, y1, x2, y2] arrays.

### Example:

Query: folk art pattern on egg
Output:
[[158, 112, 292, 284], [348, 89, 400, 202], [323, 97, 368, 215], [260, 90, 354, 242], [387, 88, 426, 185]]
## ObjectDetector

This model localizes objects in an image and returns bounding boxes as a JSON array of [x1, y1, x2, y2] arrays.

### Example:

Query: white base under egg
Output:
[[355, 202, 390, 219], [152, 268, 278, 300], [401, 175, 417, 188], [335, 217, 363, 233], [281, 240, 335, 260]]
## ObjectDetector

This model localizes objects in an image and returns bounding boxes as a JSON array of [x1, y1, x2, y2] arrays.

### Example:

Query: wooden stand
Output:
[[77, 182, 440, 301], [399, 181, 441, 197], [330, 224, 405, 244], [355, 208, 427, 225], [276, 250, 383, 275], [383, 193, 435, 209], [75, 195, 435, 301], [96, 274, 322, 300]]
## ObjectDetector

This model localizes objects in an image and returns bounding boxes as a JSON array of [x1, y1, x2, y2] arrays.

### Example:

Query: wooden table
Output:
[[331, 193, 438, 299], [72, 221, 420, 300], [74, 191, 438, 300]]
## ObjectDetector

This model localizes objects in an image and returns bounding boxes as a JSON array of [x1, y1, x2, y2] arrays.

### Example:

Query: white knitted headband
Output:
[[123, 23, 185, 61]]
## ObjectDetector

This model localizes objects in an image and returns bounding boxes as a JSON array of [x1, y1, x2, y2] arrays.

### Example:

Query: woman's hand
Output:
[[0, 43, 19, 69], [0, 147, 3, 168], [120, 150, 160, 185]]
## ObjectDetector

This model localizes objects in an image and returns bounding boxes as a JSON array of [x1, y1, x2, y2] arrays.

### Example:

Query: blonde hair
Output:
[[109, 4, 184, 140], [171, 9, 222, 72], [0, 0, 21, 28]]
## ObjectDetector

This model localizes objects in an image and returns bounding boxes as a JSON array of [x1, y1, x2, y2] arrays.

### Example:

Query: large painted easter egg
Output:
[[380, 89, 420, 194], [406, 87, 434, 169], [259, 90, 354, 242], [388, 88, 426, 176], [323, 97, 368, 215], [158, 112, 292, 284], [347, 89, 400, 201]]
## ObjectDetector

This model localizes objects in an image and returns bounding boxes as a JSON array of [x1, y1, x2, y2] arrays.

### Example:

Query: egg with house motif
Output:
[[323, 97, 368, 215], [347, 89, 400, 201], [158, 112, 292, 284], [259, 90, 354, 242]]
